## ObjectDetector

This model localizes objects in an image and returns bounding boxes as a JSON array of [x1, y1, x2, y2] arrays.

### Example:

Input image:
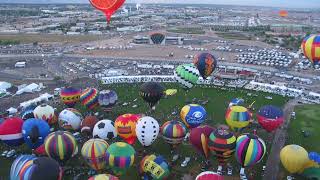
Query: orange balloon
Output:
[[115, 114, 141, 144], [89, 0, 125, 23]]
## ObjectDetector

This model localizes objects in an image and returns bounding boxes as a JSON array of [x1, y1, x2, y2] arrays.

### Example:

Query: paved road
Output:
[[263, 99, 299, 180]]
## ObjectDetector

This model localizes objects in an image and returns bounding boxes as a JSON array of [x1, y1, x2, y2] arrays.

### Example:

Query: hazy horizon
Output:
[[0, 0, 320, 9]]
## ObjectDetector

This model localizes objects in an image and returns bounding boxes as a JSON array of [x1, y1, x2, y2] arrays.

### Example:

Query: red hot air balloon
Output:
[[89, 0, 125, 23], [189, 125, 215, 159]]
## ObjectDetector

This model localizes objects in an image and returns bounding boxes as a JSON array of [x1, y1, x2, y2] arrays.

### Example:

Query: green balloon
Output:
[[174, 64, 199, 89]]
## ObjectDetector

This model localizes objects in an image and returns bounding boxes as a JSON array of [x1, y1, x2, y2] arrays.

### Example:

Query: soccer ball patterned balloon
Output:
[[136, 116, 160, 147], [93, 120, 117, 140]]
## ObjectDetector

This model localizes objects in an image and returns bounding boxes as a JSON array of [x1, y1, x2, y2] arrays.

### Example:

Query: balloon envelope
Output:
[[235, 133, 266, 167], [181, 104, 207, 128], [81, 139, 109, 171], [174, 64, 199, 89], [136, 116, 160, 147], [105, 142, 135, 175], [301, 34, 320, 65], [196, 171, 224, 180], [225, 106, 251, 131], [60, 87, 81, 108], [115, 114, 140, 144], [58, 108, 83, 130], [89, 0, 125, 23], [80, 88, 99, 110], [161, 120, 187, 147], [88, 174, 119, 180], [33, 104, 57, 125], [22, 118, 50, 149], [0, 117, 24, 146], [257, 105, 284, 132], [140, 82, 165, 108], [189, 125, 215, 159], [140, 154, 170, 180], [98, 90, 118, 108], [193, 53, 217, 79], [280, 144, 309, 173]]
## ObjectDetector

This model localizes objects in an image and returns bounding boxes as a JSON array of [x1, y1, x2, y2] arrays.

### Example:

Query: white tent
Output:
[[0, 81, 12, 91], [16, 83, 40, 95]]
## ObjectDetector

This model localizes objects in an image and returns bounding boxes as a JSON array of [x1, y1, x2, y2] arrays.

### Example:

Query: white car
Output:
[[1, 150, 8, 157], [287, 176, 295, 180], [181, 157, 191, 167], [6, 150, 15, 158], [227, 167, 232, 175]]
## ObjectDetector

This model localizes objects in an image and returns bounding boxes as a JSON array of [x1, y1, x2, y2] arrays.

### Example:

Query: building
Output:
[[133, 34, 184, 45]]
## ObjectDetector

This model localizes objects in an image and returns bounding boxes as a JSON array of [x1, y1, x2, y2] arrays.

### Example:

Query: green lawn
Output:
[[0, 83, 290, 180], [287, 105, 320, 152], [216, 32, 251, 40]]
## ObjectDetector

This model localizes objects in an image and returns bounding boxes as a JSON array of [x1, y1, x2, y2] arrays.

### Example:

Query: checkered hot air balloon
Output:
[[301, 34, 320, 66], [225, 106, 252, 131], [193, 53, 217, 79], [44, 131, 78, 163], [208, 129, 236, 165], [105, 142, 135, 175], [60, 87, 81, 108], [174, 64, 199, 89], [81, 139, 109, 171], [161, 120, 187, 148], [235, 133, 266, 167], [80, 88, 99, 110]]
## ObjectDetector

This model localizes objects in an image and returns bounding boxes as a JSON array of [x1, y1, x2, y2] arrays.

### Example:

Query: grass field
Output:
[[216, 32, 251, 40], [0, 83, 290, 180], [286, 105, 320, 152], [0, 34, 103, 44], [167, 27, 205, 35]]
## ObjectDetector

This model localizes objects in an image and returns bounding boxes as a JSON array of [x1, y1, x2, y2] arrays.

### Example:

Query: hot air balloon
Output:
[[115, 114, 140, 144], [174, 64, 199, 89], [10, 155, 36, 180], [195, 171, 224, 180], [89, 0, 125, 23], [80, 88, 99, 110], [33, 104, 57, 125], [235, 133, 266, 167], [309, 152, 320, 164], [161, 120, 187, 148], [280, 144, 309, 174], [10, 156, 63, 180], [58, 108, 83, 130], [301, 34, 320, 65], [228, 98, 244, 107], [208, 129, 236, 165], [150, 33, 165, 44], [140, 82, 165, 109], [181, 104, 207, 128], [44, 131, 78, 163], [81, 115, 98, 135], [98, 90, 118, 109], [60, 87, 81, 108], [0, 117, 24, 146], [302, 167, 320, 179], [22, 118, 50, 149], [106, 142, 135, 175], [136, 116, 160, 147], [257, 105, 284, 132], [139, 154, 170, 180], [189, 125, 215, 159], [20, 105, 36, 120], [81, 139, 109, 171], [88, 174, 119, 180], [193, 53, 217, 79], [225, 106, 251, 131], [93, 120, 117, 140], [165, 89, 177, 96], [279, 10, 288, 17]]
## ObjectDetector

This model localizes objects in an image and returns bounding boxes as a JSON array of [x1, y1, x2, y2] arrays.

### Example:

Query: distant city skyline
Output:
[[0, 0, 319, 9]]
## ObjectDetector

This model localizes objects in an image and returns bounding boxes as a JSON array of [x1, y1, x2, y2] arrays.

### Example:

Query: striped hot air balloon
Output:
[[60, 87, 81, 108], [193, 53, 217, 79], [105, 142, 135, 175], [44, 131, 78, 163], [161, 120, 187, 147], [174, 64, 199, 89], [208, 129, 236, 164], [225, 106, 252, 131], [10, 155, 36, 180], [235, 133, 266, 167], [189, 125, 215, 159], [80, 88, 99, 110], [0, 117, 24, 147], [81, 139, 109, 171], [301, 35, 320, 66]]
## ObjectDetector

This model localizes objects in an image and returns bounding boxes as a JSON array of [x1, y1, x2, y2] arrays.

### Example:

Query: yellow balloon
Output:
[[280, 144, 309, 174]]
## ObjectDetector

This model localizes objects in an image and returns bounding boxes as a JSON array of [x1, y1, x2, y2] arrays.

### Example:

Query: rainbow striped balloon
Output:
[[225, 106, 251, 131], [105, 142, 135, 175], [60, 87, 81, 108], [80, 88, 99, 110], [44, 131, 78, 163], [235, 133, 266, 167], [10, 155, 36, 180], [81, 139, 109, 171], [301, 35, 320, 65], [161, 120, 187, 147]]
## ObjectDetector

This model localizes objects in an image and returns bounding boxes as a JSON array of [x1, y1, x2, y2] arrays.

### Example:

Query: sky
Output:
[[1, 0, 320, 8]]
